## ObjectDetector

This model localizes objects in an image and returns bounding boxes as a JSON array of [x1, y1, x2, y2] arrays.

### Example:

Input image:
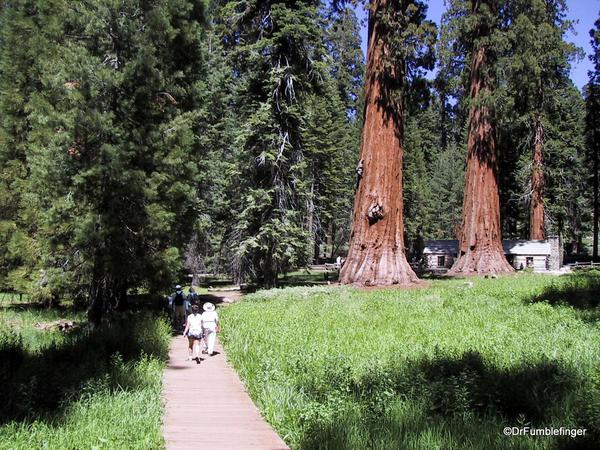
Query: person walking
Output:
[[182, 304, 203, 363], [201, 302, 219, 356], [187, 287, 199, 309], [171, 285, 186, 331]]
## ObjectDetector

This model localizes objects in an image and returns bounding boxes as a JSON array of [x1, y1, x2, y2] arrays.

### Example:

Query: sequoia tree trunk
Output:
[[449, 0, 513, 275], [530, 116, 545, 240], [339, 0, 418, 286]]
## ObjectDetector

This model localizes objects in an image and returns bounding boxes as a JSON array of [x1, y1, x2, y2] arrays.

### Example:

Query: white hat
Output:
[[203, 302, 215, 311], [175, 285, 182, 290]]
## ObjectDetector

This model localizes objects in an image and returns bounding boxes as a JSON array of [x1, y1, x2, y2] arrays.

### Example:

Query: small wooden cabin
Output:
[[422, 240, 458, 269], [502, 240, 551, 271]]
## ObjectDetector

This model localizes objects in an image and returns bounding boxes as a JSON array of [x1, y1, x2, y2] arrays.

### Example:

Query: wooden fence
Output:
[[568, 261, 600, 269]]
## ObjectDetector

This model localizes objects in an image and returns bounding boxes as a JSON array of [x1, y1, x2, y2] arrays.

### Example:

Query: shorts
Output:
[[187, 331, 203, 340]]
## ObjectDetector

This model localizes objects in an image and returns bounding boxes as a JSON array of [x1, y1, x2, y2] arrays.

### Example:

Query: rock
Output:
[[34, 319, 79, 332]]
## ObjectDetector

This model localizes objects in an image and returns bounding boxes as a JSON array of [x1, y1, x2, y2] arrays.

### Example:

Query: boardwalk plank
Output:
[[162, 335, 290, 450]]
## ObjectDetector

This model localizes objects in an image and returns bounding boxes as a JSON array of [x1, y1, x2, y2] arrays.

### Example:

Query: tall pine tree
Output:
[[587, 16, 600, 260], [220, 0, 325, 287], [503, 0, 578, 240]]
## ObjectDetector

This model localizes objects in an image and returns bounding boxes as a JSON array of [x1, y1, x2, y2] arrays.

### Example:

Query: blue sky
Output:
[[356, 0, 599, 90]]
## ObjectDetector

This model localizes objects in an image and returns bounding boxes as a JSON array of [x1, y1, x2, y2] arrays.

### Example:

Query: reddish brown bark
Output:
[[449, 1, 513, 275], [340, 0, 418, 286], [530, 117, 545, 240]]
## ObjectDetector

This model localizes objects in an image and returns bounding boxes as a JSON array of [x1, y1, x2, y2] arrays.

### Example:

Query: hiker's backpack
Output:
[[173, 291, 185, 306]]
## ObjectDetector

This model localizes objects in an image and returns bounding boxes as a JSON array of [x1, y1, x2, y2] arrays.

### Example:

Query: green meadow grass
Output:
[[278, 270, 338, 286], [0, 298, 86, 352], [0, 299, 171, 450], [220, 272, 600, 450]]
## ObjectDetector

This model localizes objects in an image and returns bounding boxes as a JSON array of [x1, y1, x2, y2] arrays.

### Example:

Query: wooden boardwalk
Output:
[[162, 335, 290, 450]]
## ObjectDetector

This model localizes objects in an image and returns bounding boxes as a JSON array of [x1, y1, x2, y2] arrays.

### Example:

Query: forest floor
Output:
[[220, 271, 600, 450]]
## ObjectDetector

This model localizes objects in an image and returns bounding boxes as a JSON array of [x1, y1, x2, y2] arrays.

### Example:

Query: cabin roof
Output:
[[502, 240, 551, 256], [423, 240, 458, 254]]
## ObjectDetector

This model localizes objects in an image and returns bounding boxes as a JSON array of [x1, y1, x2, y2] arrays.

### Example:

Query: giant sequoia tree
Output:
[[447, 0, 513, 274], [340, 0, 434, 285]]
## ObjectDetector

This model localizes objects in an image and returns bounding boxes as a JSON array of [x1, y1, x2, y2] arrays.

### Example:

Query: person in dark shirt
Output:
[[170, 285, 186, 331], [187, 286, 199, 310]]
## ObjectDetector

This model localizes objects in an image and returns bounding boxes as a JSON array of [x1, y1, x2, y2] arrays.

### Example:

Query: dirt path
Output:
[[162, 297, 289, 450]]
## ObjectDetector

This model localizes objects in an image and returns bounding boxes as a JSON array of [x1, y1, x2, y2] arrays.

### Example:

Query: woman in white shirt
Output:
[[201, 302, 219, 356], [183, 304, 203, 362]]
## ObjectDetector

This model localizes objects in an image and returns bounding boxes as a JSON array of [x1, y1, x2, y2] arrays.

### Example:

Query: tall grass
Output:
[[220, 273, 600, 449], [0, 300, 171, 450]]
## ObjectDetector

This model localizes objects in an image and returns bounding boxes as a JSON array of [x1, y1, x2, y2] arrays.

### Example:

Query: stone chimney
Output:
[[547, 235, 562, 271]]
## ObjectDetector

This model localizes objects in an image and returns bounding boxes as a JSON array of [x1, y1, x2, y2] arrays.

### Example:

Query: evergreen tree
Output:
[[0, 1, 47, 292], [1, 0, 208, 322], [220, 0, 326, 287], [587, 15, 600, 259], [545, 82, 589, 253], [306, 2, 364, 262], [429, 140, 466, 239], [325, 3, 365, 118], [443, 0, 514, 275], [185, 24, 238, 279], [502, 0, 578, 240], [403, 96, 436, 252]]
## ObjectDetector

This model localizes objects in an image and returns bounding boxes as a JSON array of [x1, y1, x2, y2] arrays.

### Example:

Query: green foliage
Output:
[[404, 96, 466, 249], [324, 3, 365, 118], [219, 0, 347, 286], [0, 0, 365, 295], [543, 84, 589, 243], [0, 0, 595, 297], [221, 273, 600, 449], [585, 15, 600, 258], [0, 302, 170, 448], [302, 79, 358, 262], [0, 1, 208, 314], [0, 1, 46, 292], [438, 0, 590, 247], [500, 0, 584, 240]]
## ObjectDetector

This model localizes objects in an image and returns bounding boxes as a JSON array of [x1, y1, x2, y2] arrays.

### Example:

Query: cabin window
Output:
[[526, 257, 534, 268], [437, 256, 446, 267]]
